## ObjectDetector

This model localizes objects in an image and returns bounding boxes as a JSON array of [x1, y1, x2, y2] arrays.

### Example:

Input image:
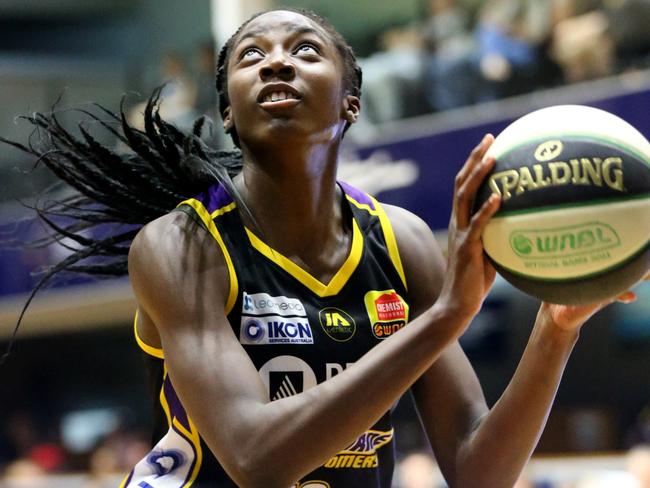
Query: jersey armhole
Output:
[[176, 198, 239, 315], [133, 310, 165, 359], [368, 196, 408, 291]]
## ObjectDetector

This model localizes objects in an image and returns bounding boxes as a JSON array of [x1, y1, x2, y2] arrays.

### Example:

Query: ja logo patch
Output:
[[318, 307, 356, 342]]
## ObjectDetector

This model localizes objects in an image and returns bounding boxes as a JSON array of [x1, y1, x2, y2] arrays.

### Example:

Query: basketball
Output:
[[475, 105, 650, 304]]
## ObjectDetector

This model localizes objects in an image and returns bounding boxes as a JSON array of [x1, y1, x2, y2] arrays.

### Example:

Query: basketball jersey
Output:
[[121, 181, 411, 488]]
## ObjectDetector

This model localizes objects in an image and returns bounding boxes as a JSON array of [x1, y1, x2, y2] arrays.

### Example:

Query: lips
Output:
[[261, 91, 299, 103], [257, 83, 302, 107]]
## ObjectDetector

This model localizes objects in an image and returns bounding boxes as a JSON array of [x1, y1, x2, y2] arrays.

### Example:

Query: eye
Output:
[[294, 43, 319, 55], [240, 47, 263, 60]]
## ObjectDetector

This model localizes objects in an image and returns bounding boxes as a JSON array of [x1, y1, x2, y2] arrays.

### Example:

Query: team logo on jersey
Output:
[[146, 449, 185, 477], [318, 307, 356, 342], [242, 291, 305, 316], [126, 428, 194, 487], [240, 317, 314, 345], [324, 429, 394, 469], [364, 290, 409, 339], [258, 355, 318, 401]]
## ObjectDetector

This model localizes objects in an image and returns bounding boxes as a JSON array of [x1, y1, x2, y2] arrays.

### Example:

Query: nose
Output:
[[259, 48, 295, 81]]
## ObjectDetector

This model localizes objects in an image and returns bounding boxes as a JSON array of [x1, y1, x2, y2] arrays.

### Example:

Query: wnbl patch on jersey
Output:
[[240, 292, 314, 345]]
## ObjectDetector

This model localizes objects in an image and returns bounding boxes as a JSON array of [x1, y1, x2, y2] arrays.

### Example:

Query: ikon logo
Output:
[[240, 317, 314, 345]]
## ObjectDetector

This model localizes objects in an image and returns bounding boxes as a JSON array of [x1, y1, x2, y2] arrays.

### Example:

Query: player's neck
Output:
[[235, 142, 349, 263]]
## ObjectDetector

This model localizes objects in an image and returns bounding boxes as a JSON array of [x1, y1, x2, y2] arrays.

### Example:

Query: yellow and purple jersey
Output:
[[122, 181, 411, 488]]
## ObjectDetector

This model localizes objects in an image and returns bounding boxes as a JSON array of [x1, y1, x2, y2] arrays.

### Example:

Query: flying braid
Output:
[[0, 86, 246, 363]]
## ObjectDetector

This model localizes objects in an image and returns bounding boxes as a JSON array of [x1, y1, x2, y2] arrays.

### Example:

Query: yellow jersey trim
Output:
[[159, 365, 203, 488], [118, 474, 129, 488], [245, 218, 363, 297], [346, 195, 408, 291], [133, 310, 164, 359], [178, 198, 239, 315]]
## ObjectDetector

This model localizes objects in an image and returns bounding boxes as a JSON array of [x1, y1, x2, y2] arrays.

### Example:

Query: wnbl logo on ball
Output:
[[240, 292, 313, 345]]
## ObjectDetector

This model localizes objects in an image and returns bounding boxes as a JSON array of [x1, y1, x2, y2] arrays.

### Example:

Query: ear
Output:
[[342, 95, 361, 125], [223, 106, 234, 133]]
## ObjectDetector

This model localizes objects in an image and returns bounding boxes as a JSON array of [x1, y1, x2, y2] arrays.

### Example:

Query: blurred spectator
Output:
[[358, 25, 427, 125], [422, 0, 476, 111], [29, 442, 65, 472], [551, 0, 650, 82], [194, 40, 218, 119], [628, 444, 650, 488], [394, 452, 440, 488], [2, 413, 37, 464], [82, 446, 121, 488], [627, 405, 650, 447], [2, 458, 46, 488], [129, 52, 199, 132], [424, 0, 560, 111], [475, 0, 556, 97], [193, 40, 224, 147], [91, 425, 149, 473]]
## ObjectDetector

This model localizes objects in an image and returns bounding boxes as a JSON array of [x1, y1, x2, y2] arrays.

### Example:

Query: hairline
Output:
[[228, 11, 338, 65]]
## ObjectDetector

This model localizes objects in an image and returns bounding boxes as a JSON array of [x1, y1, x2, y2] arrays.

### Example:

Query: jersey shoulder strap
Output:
[[174, 183, 240, 315], [338, 180, 408, 291]]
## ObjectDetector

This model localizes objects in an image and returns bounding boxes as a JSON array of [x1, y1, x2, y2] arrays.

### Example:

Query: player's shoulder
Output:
[[381, 203, 435, 244], [132, 211, 192, 253], [129, 209, 215, 271], [380, 202, 446, 301]]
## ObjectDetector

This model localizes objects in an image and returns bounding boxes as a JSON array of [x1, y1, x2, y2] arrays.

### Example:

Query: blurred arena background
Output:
[[0, 0, 649, 487]]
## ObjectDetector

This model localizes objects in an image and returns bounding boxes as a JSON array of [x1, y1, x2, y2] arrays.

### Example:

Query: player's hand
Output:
[[437, 134, 501, 320], [538, 291, 637, 333]]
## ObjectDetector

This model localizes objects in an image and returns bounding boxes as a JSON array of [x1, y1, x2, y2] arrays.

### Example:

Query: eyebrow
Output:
[[236, 24, 328, 46]]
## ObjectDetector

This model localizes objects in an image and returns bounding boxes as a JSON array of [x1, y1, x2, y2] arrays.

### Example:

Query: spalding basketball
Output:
[[475, 105, 650, 304]]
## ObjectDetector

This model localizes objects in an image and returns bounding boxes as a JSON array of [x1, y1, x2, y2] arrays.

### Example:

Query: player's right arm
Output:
[[128, 137, 499, 487]]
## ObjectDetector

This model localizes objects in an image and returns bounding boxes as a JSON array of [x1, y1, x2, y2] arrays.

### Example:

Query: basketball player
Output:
[[4, 8, 636, 488]]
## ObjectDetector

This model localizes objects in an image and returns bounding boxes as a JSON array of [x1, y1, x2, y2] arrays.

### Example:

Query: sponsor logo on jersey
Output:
[[324, 429, 394, 469], [325, 362, 355, 380], [364, 290, 409, 339], [242, 291, 306, 316], [258, 356, 317, 401], [318, 307, 356, 342], [240, 317, 314, 345]]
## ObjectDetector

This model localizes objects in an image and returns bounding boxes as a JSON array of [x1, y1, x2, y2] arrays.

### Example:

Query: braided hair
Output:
[[0, 8, 363, 361]]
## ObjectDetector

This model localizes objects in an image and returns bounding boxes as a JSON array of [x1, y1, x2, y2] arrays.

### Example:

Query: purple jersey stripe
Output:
[[194, 183, 234, 214], [163, 376, 191, 432], [338, 180, 376, 210]]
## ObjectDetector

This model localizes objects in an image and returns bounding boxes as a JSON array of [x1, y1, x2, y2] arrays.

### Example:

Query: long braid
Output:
[[0, 90, 244, 364]]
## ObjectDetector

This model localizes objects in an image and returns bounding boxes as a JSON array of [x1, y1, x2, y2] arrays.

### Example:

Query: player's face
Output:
[[225, 11, 352, 148]]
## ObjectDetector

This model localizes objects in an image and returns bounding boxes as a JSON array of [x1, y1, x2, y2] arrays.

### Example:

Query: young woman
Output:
[[4, 8, 635, 488]]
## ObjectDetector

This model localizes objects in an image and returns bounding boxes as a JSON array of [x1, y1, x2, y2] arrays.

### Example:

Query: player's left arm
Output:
[[384, 203, 635, 488]]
